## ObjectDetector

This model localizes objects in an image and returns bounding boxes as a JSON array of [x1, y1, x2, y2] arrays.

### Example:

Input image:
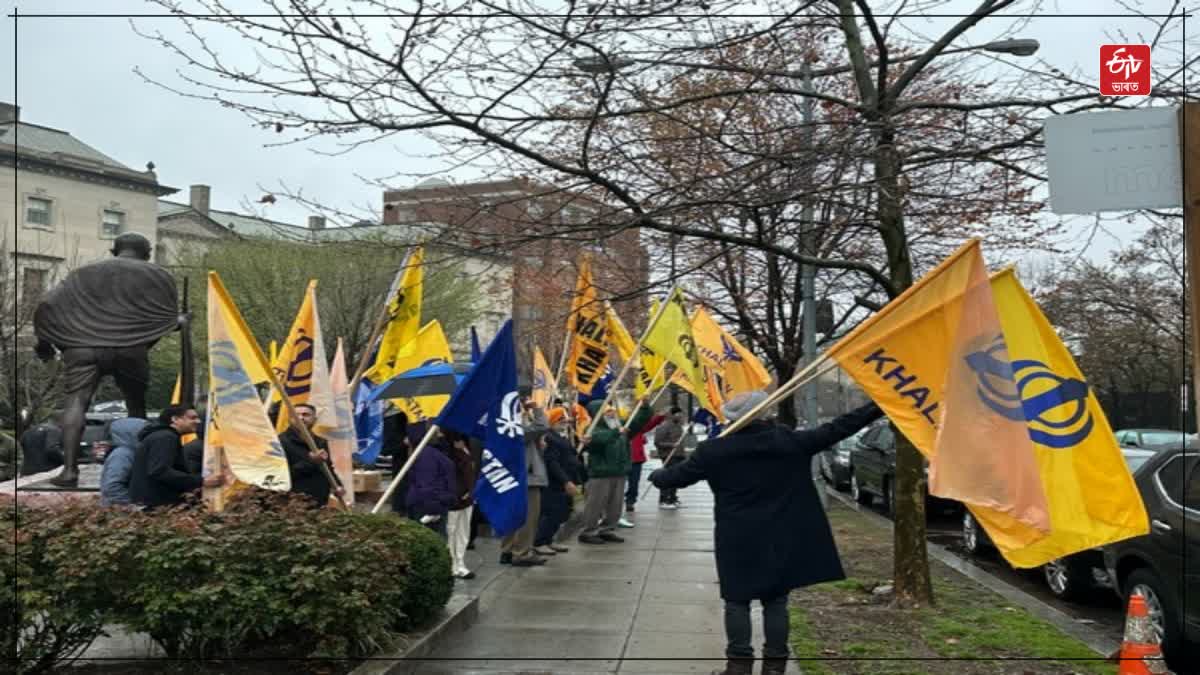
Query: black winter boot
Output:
[[709, 658, 753, 675], [762, 657, 788, 675]]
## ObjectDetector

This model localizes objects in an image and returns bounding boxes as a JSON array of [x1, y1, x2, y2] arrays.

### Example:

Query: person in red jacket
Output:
[[626, 411, 665, 514]]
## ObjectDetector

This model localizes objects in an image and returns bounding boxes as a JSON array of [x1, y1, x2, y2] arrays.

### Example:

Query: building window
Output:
[[25, 196, 52, 227], [102, 210, 125, 238]]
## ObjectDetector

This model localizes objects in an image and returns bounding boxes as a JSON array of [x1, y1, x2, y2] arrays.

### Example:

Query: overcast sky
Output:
[[1, 0, 1189, 267]]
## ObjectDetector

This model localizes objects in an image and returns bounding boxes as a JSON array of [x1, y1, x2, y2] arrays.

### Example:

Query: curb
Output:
[[350, 593, 481, 675], [825, 487, 1122, 658]]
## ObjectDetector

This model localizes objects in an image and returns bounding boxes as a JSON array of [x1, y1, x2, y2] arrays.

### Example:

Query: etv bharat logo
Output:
[[1100, 45, 1150, 96], [965, 336, 1093, 449]]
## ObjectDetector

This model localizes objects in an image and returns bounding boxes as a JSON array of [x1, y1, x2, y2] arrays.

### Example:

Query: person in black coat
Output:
[[279, 403, 345, 508], [18, 420, 64, 476], [650, 391, 883, 675], [534, 410, 581, 554], [130, 405, 223, 509]]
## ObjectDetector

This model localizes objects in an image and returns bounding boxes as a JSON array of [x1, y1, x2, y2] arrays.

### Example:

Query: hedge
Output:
[[1, 489, 454, 672]]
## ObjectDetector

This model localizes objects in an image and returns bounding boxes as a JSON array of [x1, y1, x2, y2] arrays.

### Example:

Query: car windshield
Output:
[[1141, 431, 1186, 447]]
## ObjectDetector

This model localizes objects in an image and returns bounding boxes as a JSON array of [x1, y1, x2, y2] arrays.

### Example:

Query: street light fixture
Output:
[[980, 38, 1041, 57]]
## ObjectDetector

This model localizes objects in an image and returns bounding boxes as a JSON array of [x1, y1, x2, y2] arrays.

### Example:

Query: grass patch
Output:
[[784, 501, 1117, 674], [789, 606, 835, 675]]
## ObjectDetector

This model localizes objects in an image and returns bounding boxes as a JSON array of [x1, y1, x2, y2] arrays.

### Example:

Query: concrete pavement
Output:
[[414, 462, 802, 674]]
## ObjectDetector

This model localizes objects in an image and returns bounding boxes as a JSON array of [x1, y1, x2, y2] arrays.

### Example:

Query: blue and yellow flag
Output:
[[965, 269, 1149, 568], [271, 280, 336, 434], [691, 307, 773, 399], [380, 320, 455, 422], [828, 241, 1049, 548], [204, 272, 291, 510]]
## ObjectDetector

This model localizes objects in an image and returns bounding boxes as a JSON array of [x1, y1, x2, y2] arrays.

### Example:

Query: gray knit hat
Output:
[[722, 390, 769, 422]]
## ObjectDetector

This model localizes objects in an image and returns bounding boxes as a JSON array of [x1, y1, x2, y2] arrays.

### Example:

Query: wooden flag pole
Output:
[[267, 368, 350, 510], [350, 248, 416, 394], [371, 424, 439, 514], [583, 288, 678, 438]]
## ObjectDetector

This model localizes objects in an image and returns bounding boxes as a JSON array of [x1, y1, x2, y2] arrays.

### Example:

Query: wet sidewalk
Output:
[[417, 462, 802, 674]]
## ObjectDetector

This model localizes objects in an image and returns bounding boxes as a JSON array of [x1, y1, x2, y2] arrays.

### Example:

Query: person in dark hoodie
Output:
[[405, 429, 458, 539], [100, 416, 149, 507], [130, 405, 222, 509], [649, 391, 883, 675], [279, 403, 345, 508], [534, 407, 579, 555]]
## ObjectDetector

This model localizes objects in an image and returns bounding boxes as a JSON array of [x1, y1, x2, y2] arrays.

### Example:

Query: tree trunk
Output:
[[875, 122, 935, 607]]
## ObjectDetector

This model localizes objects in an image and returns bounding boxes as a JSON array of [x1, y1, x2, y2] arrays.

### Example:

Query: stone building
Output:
[[0, 101, 176, 319]]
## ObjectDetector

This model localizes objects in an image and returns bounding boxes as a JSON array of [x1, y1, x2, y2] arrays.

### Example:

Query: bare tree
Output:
[[136, 0, 1193, 604]]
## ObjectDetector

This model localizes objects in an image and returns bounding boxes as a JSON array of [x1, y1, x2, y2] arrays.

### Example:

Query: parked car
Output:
[[848, 421, 958, 517], [820, 428, 867, 491], [1103, 447, 1199, 668], [1114, 428, 1188, 450], [961, 445, 1157, 601]]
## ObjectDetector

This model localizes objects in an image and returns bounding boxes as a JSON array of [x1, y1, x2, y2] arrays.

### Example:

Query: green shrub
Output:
[[331, 513, 453, 629], [1, 503, 131, 674], [2, 489, 455, 668]]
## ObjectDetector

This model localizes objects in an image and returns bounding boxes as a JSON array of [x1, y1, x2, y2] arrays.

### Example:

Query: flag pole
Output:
[[719, 354, 838, 437], [584, 287, 677, 438], [350, 248, 416, 394], [371, 424, 439, 514]]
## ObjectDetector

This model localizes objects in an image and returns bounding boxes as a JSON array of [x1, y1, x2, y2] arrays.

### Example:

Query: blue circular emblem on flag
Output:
[[967, 336, 1093, 449]]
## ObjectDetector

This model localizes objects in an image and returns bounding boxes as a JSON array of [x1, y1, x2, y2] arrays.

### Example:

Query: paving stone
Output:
[[647, 564, 719, 583], [505, 575, 645, 601], [476, 596, 636, 631], [641, 580, 723, 605]]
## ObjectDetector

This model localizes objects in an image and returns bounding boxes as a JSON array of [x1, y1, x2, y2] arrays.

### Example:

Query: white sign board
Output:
[[1043, 107, 1182, 214]]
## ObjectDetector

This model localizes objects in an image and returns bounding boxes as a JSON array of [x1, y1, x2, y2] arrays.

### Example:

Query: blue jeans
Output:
[[625, 462, 643, 507], [535, 488, 570, 547]]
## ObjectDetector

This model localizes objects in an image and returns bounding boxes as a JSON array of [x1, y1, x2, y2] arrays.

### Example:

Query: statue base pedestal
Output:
[[16, 464, 102, 492]]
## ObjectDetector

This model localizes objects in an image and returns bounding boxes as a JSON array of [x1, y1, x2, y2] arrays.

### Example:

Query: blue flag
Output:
[[470, 325, 482, 363], [436, 320, 527, 536], [353, 380, 385, 464], [694, 407, 723, 438], [577, 363, 614, 406]]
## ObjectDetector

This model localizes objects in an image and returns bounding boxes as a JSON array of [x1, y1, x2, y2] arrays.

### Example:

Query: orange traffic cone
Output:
[[1118, 591, 1171, 674]]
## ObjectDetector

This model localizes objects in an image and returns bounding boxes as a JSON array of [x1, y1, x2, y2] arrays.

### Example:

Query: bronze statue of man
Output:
[[33, 232, 182, 487]]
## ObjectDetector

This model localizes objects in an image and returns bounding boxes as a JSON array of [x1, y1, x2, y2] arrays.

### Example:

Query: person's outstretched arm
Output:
[[789, 404, 884, 457], [648, 447, 709, 489]]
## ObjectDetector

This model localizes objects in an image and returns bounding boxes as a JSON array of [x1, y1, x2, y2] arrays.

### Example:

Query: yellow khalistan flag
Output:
[[271, 281, 337, 435], [565, 255, 611, 395], [691, 307, 772, 398], [532, 346, 556, 409], [826, 240, 1050, 549], [964, 269, 1149, 568], [644, 288, 713, 413], [203, 272, 291, 511], [328, 338, 357, 506], [634, 300, 667, 398], [369, 246, 425, 381], [606, 303, 638, 364], [387, 320, 455, 422]]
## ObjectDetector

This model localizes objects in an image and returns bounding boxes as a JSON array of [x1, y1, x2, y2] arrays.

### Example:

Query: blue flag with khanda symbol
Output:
[[436, 320, 527, 536]]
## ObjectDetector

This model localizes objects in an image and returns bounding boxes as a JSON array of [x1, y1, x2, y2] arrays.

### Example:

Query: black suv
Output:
[[1103, 448, 1198, 668], [848, 420, 957, 517]]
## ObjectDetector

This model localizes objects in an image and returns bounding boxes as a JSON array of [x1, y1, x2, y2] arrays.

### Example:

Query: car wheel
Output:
[[1125, 568, 1182, 664], [962, 511, 985, 555], [1042, 557, 1091, 601], [851, 472, 872, 505]]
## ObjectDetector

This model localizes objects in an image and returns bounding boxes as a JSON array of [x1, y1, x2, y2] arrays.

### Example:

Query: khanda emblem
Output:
[[720, 335, 743, 364], [678, 334, 699, 367], [280, 332, 314, 397], [967, 335, 1094, 449]]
